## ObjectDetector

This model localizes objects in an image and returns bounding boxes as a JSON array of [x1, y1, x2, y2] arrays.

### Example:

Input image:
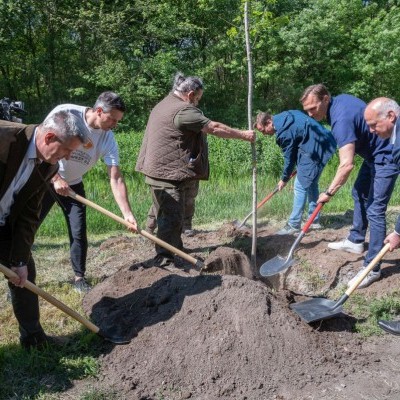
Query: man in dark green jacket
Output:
[[0, 111, 87, 349]]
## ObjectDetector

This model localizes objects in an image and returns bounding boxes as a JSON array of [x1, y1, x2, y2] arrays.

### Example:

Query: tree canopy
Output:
[[0, 0, 399, 127]]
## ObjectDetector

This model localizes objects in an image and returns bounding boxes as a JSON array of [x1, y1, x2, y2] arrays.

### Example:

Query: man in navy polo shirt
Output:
[[301, 84, 398, 289]]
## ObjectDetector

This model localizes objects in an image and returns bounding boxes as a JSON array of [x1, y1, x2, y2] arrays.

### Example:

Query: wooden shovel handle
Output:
[[68, 190, 204, 269], [345, 243, 390, 296], [0, 263, 100, 334]]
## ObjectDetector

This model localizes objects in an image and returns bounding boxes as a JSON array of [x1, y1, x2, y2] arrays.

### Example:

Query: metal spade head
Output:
[[98, 330, 131, 345], [290, 298, 344, 323], [259, 255, 295, 277]]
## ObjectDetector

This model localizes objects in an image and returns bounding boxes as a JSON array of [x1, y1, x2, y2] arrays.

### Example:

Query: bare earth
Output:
[[78, 214, 400, 400]]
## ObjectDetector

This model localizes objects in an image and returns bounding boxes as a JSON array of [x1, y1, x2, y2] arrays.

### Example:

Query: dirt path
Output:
[[78, 218, 400, 400]]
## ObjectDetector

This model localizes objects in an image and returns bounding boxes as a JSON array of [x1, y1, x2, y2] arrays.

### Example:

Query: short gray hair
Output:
[[94, 91, 126, 113], [42, 110, 88, 144], [173, 72, 204, 94], [370, 98, 400, 119]]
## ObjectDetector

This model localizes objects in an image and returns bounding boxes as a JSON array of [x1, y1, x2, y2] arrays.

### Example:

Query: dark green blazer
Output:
[[0, 120, 58, 264]]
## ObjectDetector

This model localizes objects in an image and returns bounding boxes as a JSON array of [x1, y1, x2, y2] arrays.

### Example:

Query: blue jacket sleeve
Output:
[[276, 132, 298, 182]]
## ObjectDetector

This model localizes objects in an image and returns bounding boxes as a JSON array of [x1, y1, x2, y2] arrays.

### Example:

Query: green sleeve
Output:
[[174, 106, 210, 134]]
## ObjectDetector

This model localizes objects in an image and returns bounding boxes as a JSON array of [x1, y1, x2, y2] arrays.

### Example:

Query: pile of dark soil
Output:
[[79, 220, 400, 399]]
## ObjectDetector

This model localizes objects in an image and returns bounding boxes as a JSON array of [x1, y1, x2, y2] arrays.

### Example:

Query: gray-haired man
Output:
[[0, 111, 87, 349], [136, 72, 255, 266]]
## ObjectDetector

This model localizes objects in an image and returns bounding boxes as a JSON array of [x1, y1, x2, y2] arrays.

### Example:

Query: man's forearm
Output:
[[206, 121, 254, 141], [110, 178, 133, 218], [326, 163, 354, 195]]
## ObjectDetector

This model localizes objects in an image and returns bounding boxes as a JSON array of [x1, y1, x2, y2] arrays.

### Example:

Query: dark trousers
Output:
[[40, 182, 87, 278], [150, 180, 195, 259], [348, 160, 399, 269], [146, 180, 199, 232], [0, 228, 46, 346]]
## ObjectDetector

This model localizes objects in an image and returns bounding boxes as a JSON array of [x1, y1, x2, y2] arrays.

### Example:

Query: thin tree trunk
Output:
[[244, 1, 257, 271]]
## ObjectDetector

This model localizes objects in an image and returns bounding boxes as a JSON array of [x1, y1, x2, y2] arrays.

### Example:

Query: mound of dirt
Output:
[[84, 266, 362, 399], [80, 219, 400, 399]]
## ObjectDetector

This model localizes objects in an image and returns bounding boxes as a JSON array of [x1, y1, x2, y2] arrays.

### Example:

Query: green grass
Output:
[[345, 291, 400, 337]]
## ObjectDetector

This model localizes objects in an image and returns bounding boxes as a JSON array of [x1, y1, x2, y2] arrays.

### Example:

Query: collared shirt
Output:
[[0, 129, 38, 225], [390, 121, 397, 145]]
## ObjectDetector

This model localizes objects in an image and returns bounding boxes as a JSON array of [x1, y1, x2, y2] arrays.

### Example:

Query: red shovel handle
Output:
[[301, 202, 324, 233], [256, 171, 297, 209]]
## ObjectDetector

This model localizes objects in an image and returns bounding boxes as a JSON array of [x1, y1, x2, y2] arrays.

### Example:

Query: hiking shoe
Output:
[[328, 238, 364, 254], [347, 268, 381, 289], [378, 320, 400, 336], [276, 224, 300, 235], [73, 278, 92, 294]]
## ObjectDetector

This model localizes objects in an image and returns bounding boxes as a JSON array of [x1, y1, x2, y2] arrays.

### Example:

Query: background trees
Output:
[[0, 0, 399, 127]]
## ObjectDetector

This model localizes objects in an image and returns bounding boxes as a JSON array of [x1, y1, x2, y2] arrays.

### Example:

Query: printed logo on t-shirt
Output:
[[70, 150, 92, 166]]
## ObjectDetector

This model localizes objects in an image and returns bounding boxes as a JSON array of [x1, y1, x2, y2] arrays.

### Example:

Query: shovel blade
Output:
[[290, 298, 343, 323], [98, 329, 131, 345], [232, 219, 248, 230], [259, 255, 295, 277]]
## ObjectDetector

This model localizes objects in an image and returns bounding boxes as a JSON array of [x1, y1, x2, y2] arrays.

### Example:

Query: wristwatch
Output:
[[325, 190, 334, 197]]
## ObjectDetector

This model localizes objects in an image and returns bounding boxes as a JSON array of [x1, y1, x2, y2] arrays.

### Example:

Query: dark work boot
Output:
[[378, 320, 400, 336]]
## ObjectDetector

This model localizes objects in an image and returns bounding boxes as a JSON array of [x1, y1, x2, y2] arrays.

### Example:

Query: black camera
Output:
[[0, 97, 27, 123]]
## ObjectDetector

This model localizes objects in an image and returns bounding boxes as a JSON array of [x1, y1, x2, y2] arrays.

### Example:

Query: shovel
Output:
[[68, 190, 204, 270], [290, 243, 390, 323], [0, 263, 130, 344], [234, 171, 297, 229], [259, 202, 324, 277]]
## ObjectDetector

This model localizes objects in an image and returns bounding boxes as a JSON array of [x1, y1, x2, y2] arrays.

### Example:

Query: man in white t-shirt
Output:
[[39, 92, 137, 293]]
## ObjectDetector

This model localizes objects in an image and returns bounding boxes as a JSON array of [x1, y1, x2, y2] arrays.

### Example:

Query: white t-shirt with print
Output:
[[46, 104, 120, 185]]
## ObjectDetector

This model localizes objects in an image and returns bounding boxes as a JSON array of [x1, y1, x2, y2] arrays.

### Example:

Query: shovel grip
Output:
[[0, 263, 100, 334], [68, 190, 203, 268], [301, 202, 324, 233]]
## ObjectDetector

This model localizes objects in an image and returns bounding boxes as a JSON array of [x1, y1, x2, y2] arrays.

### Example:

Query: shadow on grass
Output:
[[0, 329, 116, 399]]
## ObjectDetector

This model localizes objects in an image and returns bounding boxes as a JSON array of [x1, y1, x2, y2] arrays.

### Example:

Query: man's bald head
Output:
[[364, 97, 400, 139]]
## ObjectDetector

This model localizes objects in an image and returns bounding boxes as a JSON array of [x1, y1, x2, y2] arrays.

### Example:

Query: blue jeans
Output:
[[288, 176, 319, 229], [348, 160, 398, 270]]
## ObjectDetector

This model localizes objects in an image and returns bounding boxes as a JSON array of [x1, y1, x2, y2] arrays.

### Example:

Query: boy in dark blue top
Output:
[[255, 110, 336, 234], [301, 84, 399, 289]]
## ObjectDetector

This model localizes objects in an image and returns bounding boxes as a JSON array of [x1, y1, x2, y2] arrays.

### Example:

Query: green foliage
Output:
[[4, 0, 400, 127]]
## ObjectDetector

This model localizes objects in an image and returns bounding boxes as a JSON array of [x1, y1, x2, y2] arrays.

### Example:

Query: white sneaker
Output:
[[328, 238, 364, 254], [347, 268, 381, 289]]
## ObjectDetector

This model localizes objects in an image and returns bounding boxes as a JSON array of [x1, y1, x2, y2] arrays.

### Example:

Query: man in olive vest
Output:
[[136, 72, 255, 266]]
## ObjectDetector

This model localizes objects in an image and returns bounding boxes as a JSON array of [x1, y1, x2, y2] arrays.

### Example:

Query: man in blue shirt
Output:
[[255, 110, 336, 234], [301, 84, 399, 289]]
